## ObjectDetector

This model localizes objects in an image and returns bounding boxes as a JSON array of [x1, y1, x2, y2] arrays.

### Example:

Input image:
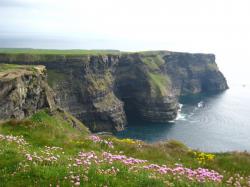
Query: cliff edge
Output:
[[0, 50, 228, 131], [0, 64, 56, 121]]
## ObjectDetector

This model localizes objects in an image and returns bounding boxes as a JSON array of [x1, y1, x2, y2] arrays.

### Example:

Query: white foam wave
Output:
[[176, 113, 187, 121], [197, 101, 204, 108], [175, 103, 187, 121]]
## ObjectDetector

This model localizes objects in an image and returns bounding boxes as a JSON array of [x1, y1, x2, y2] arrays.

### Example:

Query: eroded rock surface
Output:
[[0, 64, 56, 121], [0, 51, 228, 132]]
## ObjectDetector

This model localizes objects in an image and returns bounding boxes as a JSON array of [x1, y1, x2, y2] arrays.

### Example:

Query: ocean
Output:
[[116, 83, 250, 152]]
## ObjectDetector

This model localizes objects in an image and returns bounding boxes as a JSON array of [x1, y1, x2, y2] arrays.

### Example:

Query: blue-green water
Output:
[[116, 84, 250, 152]]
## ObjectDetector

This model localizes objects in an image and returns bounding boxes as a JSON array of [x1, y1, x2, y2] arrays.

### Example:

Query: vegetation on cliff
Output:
[[148, 73, 171, 96], [0, 64, 40, 74], [0, 110, 250, 187], [0, 49, 228, 131], [0, 48, 121, 55], [139, 53, 172, 97]]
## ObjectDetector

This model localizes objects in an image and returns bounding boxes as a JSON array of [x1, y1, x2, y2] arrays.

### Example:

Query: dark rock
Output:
[[0, 51, 228, 132], [164, 52, 229, 95], [0, 65, 56, 121]]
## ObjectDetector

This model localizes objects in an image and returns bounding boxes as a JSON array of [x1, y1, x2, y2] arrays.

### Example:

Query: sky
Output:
[[0, 0, 250, 84]]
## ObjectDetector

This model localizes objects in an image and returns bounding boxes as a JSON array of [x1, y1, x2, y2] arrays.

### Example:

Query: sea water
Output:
[[116, 83, 250, 152]]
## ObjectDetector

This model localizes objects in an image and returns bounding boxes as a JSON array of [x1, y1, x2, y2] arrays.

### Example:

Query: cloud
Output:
[[0, 0, 31, 7]]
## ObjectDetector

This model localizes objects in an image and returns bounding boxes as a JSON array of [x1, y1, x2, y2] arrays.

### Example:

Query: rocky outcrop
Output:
[[0, 51, 228, 132], [0, 64, 56, 121]]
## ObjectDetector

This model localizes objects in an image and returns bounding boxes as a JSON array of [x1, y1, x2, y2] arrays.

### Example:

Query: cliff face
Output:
[[0, 64, 56, 121], [114, 54, 178, 123], [0, 51, 228, 132], [1, 55, 127, 132], [163, 53, 229, 95]]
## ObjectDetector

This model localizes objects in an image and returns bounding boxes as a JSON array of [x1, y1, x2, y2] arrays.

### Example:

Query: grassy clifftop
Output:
[[0, 64, 44, 74], [0, 48, 122, 64], [0, 110, 250, 186], [0, 48, 121, 55]]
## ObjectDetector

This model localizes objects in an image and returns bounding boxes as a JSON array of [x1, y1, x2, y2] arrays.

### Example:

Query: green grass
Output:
[[141, 55, 165, 71], [0, 110, 250, 186], [0, 48, 121, 55], [139, 54, 173, 97], [86, 71, 113, 94], [0, 64, 38, 73], [0, 48, 122, 65], [0, 110, 89, 148], [148, 73, 171, 96]]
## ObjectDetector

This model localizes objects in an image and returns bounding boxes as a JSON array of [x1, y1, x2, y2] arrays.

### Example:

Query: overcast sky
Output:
[[0, 0, 250, 83]]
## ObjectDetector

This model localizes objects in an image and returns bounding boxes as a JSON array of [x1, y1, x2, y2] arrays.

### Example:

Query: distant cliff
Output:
[[0, 50, 228, 132]]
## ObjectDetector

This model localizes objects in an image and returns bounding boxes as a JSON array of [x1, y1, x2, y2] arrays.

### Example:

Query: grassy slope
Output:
[[148, 72, 171, 96], [0, 110, 250, 187], [140, 54, 172, 97]]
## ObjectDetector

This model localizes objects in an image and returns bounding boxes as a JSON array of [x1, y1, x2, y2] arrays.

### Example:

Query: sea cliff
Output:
[[0, 50, 228, 132]]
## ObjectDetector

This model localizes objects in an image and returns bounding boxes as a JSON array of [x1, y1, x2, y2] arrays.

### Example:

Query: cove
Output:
[[115, 84, 250, 152]]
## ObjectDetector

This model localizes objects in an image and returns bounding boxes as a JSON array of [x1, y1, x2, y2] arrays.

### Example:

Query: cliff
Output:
[[163, 52, 229, 95], [0, 50, 228, 132], [0, 64, 56, 121]]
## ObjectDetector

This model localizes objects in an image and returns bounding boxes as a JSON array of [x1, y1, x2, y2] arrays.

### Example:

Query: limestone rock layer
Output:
[[0, 64, 56, 121], [0, 51, 228, 132]]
